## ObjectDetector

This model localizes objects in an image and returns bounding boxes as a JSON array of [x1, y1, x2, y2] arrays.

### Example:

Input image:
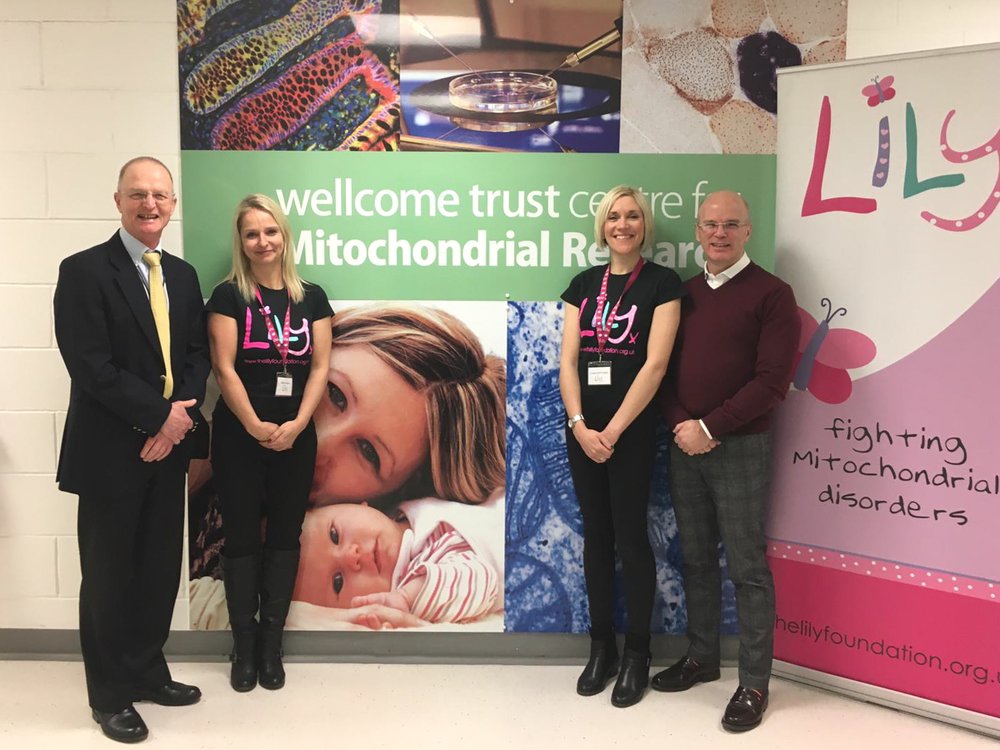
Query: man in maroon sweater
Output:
[[652, 191, 799, 732]]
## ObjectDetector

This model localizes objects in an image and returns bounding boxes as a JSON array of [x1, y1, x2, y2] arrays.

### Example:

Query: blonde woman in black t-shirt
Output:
[[207, 194, 333, 693], [559, 185, 683, 707]]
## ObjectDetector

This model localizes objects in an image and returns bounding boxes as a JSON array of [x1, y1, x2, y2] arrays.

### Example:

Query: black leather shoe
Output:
[[576, 640, 619, 696], [610, 650, 650, 708], [92, 706, 148, 743], [650, 656, 721, 692], [133, 680, 201, 706], [722, 685, 768, 732]]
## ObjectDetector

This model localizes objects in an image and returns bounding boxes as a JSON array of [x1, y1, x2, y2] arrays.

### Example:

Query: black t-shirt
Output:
[[207, 280, 334, 422], [561, 261, 683, 424]]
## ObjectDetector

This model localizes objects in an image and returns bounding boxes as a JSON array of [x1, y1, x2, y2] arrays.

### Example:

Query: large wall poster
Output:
[[176, 0, 781, 639], [770, 44, 1000, 731]]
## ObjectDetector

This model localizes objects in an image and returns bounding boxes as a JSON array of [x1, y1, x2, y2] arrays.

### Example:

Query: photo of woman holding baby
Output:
[[190, 302, 507, 633], [292, 304, 507, 629]]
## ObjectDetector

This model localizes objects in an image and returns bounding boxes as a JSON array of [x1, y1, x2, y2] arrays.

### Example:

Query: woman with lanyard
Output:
[[207, 194, 333, 692], [559, 185, 683, 707]]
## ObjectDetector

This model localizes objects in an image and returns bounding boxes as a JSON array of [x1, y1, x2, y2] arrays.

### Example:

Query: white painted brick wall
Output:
[[0, 536, 58, 598], [0, 473, 76, 537], [1, 0, 998, 633], [2, 286, 54, 347], [0, 413, 57, 474], [846, 0, 1000, 59], [0, 0, 184, 630]]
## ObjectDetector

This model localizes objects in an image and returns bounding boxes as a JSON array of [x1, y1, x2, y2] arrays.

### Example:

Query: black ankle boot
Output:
[[258, 548, 299, 690], [576, 639, 619, 696], [611, 650, 650, 707], [222, 553, 260, 692]]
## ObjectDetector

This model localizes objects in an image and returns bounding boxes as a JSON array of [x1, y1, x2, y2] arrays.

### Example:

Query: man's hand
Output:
[[160, 399, 196, 444], [140, 433, 174, 462], [673, 419, 720, 456]]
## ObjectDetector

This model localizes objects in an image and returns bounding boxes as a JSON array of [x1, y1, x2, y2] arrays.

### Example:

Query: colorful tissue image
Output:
[[621, 0, 847, 154], [178, 0, 400, 151]]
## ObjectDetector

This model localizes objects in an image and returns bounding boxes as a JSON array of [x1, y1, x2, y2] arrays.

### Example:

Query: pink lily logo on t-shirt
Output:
[[578, 297, 638, 345], [241, 309, 312, 355]]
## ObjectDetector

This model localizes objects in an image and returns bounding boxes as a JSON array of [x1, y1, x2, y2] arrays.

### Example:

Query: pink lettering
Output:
[[802, 96, 878, 216], [242, 308, 270, 349], [921, 109, 1000, 232]]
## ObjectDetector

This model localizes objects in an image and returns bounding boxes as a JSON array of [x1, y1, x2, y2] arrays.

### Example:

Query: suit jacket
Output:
[[54, 231, 211, 496]]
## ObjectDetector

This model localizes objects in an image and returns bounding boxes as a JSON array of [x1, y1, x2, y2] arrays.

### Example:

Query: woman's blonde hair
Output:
[[332, 305, 506, 505], [226, 193, 305, 303], [593, 185, 655, 250]]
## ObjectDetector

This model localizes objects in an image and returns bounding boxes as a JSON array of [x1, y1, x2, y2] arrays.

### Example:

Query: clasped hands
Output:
[[251, 418, 305, 452], [673, 419, 721, 456], [141, 399, 196, 462], [574, 424, 617, 464]]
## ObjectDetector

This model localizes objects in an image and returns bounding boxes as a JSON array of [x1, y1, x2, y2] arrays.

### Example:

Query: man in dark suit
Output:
[[54, 156, 211, 744]]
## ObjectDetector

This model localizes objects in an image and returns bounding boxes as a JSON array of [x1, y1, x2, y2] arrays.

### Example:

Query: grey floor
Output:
[[1, 660, 997, 749]]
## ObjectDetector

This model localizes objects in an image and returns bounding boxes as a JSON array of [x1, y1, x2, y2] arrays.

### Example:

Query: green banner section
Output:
[[180, 151, 776, 300]]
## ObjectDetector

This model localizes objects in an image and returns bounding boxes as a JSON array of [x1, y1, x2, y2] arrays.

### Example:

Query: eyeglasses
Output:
[[697, 221, 748, 232], [125, 191, 174, 204]]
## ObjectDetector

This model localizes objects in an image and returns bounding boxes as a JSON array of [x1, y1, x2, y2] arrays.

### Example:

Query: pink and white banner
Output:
[[770, 44, 1000, 731]]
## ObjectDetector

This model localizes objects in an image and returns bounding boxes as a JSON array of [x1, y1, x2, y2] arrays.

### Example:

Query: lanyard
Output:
[[594, 258, 644, 358], [254, 287, 292, 375]]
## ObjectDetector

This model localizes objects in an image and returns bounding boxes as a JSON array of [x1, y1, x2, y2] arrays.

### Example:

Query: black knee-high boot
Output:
[[223, 553, 260, 692], [258, 548, 299, 690]]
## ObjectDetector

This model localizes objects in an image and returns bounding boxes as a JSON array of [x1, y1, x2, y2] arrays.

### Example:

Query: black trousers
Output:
[[566, 408, 657, 652], [77, 456, 186, 712], [211, 405, 316, 556]]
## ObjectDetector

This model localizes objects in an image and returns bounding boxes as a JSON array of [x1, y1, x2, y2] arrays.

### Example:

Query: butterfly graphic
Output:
[[862, 75, 895, 107], [792, 298, 877, 404]]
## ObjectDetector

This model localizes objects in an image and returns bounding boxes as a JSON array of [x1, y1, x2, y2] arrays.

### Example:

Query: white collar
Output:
[[704, 251, 751, 286]]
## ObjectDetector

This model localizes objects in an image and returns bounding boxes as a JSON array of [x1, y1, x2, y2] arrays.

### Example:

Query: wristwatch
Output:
[[567, 414, 585, 429]]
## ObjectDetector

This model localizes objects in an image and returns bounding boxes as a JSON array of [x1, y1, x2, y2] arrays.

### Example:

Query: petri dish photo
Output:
[[449, 70, 559, 114]]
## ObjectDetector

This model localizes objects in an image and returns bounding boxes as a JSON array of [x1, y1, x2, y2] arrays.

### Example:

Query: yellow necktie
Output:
[[142, 251, 173, 398]]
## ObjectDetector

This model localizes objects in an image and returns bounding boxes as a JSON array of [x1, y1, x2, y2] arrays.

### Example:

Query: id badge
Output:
[[587, 360, 612, 386], [275, 372, 293, 397]]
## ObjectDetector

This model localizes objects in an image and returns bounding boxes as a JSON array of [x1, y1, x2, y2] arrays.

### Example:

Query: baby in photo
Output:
[[293, 495, 501, 624]]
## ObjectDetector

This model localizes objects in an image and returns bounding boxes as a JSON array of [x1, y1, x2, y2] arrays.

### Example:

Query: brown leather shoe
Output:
[[650, 656, 720, 692], [721, 686, 768, 732]]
